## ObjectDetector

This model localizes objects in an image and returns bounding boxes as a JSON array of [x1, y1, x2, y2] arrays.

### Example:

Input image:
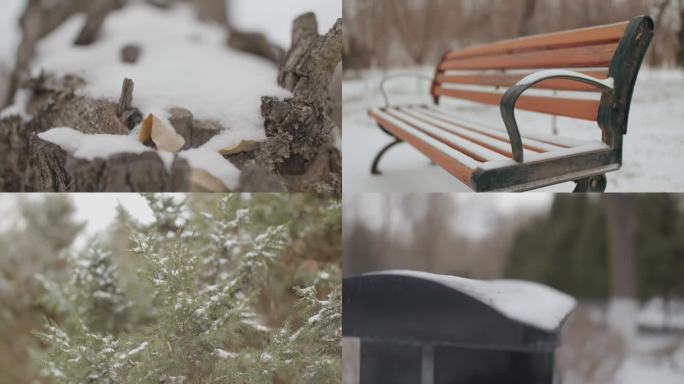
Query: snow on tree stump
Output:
[[1, 3, 341, 192], [343, 271, 576, 384]]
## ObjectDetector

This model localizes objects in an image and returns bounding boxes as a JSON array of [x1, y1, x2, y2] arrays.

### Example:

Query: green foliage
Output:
[[505, 194, 684, 299], [34, 194, 342, 384], [0, 195, 85, 383]]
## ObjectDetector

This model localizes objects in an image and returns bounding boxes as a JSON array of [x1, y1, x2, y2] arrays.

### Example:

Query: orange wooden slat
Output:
[[384, 109, 509, 162], [445, 21, 628, 60], [396, 108, 521, 158], [432, 87, 600, 121], [405, 107, 555, 154], [439, 43, 617, 70], [435, 71, 609, 92], [368, 109, 476, 184]]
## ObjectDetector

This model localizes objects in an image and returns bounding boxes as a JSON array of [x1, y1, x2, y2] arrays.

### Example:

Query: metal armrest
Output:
[[380, 73, 434, 108], [500, 70, 614, 163]]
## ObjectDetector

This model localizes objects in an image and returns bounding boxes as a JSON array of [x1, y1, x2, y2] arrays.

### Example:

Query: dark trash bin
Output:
[[342, 270, 576, 384]]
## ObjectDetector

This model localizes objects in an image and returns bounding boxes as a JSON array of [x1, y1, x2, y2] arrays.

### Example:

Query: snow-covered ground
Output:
[[342, 67, 684, 192], [0, 1, 340, 190]]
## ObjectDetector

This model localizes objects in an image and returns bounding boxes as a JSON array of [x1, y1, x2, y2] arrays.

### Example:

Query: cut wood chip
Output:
[[189, 168, 230, 192], [139, 113, 185, 152], [218, 140, 260, 156]]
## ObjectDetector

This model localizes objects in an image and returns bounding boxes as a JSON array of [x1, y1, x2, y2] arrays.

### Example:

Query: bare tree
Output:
[[604, 195, 637, 299], [518, 0, 537, 36], [603, 195, 638, 342]]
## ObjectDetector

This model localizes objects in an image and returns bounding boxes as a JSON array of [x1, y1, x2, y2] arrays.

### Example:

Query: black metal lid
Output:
[[343, 271, 575, 352]]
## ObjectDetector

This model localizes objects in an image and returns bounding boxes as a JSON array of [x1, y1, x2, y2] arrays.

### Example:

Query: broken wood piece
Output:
[[117, 78, 134, 117], [189, 168, 229, 192], [278, 14, 342, 105], [139, 113, 185, 152], [228, 29, 285, 64], [191, 120, 221, 148], [218, 140, 260, 156], [168, 107, 193, 150], [74, 1, 121, 46]]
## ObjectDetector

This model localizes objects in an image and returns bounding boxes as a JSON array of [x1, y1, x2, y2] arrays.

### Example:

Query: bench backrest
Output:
[[431, 16, 654, 137]]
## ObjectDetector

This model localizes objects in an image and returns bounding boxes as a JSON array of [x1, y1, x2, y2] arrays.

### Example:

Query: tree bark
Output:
[[259, 14, 342, 186], [603, 195, 638, 343], [518, 0, 537, 36], [604, 195, 637, 299]]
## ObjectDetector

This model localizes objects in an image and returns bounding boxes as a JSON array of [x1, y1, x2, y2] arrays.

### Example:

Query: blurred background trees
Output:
[[0, 193, 341, 383], [343, 0, 684, 70], [344, 194, 684, 301]]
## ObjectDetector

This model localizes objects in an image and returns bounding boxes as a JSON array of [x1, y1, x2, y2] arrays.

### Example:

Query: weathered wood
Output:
[[27, 135, 191, 192], [195, 0, 228, 26], [228, 29, 285, 64], [65, 152, 190, 192], [74, 8, 110, 45], [259, 14, 342, 178], [278, 14, 343, 105], [168, 107, 194, 150], [0, 116, 33, 191], [238, 162, 287, 192], [28, 83, 129, 135], [25, 135, 71, 192], [117, 78, 134, 118]]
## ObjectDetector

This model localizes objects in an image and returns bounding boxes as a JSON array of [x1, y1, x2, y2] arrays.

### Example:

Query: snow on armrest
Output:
[[500, 70, 614, 163]]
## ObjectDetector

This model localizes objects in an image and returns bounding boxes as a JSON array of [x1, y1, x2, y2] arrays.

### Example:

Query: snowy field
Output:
[[342, 67, 684, 193]]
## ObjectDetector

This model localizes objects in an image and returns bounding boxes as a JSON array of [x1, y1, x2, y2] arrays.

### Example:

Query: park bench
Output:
[[368, 16, 654, 192], [342, 271, 576, 384]]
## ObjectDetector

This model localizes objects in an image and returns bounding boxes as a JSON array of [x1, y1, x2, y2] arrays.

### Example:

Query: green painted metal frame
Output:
[[369, 16, 655, 192]]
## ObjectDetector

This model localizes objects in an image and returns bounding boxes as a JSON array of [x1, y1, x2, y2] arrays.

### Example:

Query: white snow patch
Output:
[[0, 89, 33, 121], [515, 69, 614, 89], [215, 348, 238, 359], [38, 127, 152, 160], [638, 298, 684, 330], [372, 270, 576, 331], [179, 147, 240, 189], [118, 341, 148, 360], [157, 151, 175, 173], [260, 352, 273, 363], [0, 0, 25, 67], [201, 128, 265, 152], [614, 353, 684, 384], [32, 3, 290, 134]]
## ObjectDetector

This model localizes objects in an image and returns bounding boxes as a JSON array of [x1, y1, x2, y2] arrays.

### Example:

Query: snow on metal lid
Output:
[[370, 270, 577, 332]]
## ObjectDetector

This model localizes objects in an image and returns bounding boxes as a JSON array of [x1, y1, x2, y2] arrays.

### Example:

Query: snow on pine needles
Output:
[[33, 194, 342, 384]]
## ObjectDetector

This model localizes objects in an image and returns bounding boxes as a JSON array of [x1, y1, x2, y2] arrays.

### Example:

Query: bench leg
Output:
[[573, 174, 607, 192], [371, 138, 403, 175]]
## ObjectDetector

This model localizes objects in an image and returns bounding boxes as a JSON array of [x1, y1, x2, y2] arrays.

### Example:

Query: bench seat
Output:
[[369, 105, 619, 192], [367, 16, 654, 192]]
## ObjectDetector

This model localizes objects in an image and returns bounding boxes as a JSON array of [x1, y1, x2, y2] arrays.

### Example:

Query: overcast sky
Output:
[[344, 194, 553, 239], [231, 0, 342, 48]]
